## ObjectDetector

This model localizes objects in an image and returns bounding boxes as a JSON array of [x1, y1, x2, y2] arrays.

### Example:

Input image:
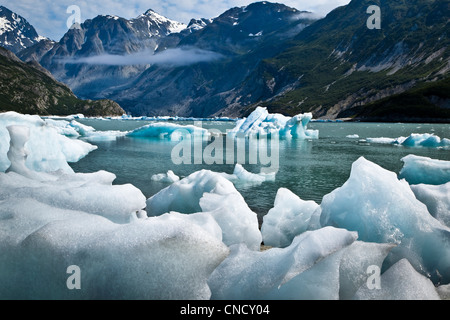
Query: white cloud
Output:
[[1, 0, 351, 41], [63, 47, 224, 66]]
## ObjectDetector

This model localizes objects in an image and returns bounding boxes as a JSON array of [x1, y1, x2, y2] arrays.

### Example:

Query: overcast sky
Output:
[[2, 0, 351, 41]]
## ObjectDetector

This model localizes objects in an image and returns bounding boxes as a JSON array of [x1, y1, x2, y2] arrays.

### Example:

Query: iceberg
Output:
[[127, 122, 210, 141], [208, 227, 391, 300], [367, 133, 450, 149], [146, 169, 262, 250], [0, 197, 229, 299], [228, 107, 319, 139], [46, 118, 128, 142], [151, 170, 180, 183], [399, 155, 450, 185], [317, 157, 450, 284], [0, 119, 229, 300], [1, 125, 146, 224], [261, 188, 319, 248], [0, 112, 97, 173], [219, 163, 276, 187]]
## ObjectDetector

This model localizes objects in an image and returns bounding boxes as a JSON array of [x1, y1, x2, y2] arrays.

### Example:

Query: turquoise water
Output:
[[70, 120, 450, 223]]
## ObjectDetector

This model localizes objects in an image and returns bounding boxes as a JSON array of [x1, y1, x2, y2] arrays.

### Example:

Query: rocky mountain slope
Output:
[[0, 47, 124, 116], [240, 0, 450, 120]]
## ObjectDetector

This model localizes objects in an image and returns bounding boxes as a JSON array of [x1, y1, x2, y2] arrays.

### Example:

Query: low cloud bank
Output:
[[64, 47, 224, 66]]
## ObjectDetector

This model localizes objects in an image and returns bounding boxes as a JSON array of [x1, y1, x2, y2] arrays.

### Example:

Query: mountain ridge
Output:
[[2, 1, 450, 121]]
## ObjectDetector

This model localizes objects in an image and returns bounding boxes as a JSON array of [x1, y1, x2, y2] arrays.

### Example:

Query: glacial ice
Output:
[[367, 133, 450, 148], [353, 259, 440, 300], [0, 112, 97, 173], [399, 154, 450, 185], [317, 157, 450, 284], [261, 188, 319, 248], [151, 170, 180, 183], [208, 227, 359, 300], [0, 119, 229, 300], [0, 197, 229, 299], [2, 111, 450, 300], [127, 122, 210, 141], [146, 169, 262, 250], [411, 183, 450, 228], [228, 107, 319, 139], [220, 163, 277, 187]]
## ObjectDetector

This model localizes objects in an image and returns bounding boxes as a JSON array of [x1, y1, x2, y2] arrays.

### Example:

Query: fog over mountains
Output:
[[1, 1, 449, 121]]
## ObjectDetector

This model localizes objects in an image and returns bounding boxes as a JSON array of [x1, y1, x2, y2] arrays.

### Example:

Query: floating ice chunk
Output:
[[367, 133, 450, 148], [222, 163, 276, 187], [147, 169, 262, 250], [399, 155, 450, 185], [411, 183, 450, 228], [228, 107, 318, 139], [147, 170, 235, 215], [208, 227, 357, 300], [0, 127, 146, 224], [0, 171, 146, 224], [82, 130, 128, 142], [0, 112, 96, 173], [366, 137, 399, 144], [0, 198, 229, 300], [127, 122, 210, 141], [261, 188, 319, 248], [0, 118, 230, 300], [43, 119, 81, 137], [319, 157, 442, 243], [318, 157, 450, 284], [353, 259, 440, 300], [151, 170, 180, 183]]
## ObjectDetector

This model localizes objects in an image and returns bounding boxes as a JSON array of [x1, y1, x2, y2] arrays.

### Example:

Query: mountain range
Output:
[[1, 0, 449, 121]]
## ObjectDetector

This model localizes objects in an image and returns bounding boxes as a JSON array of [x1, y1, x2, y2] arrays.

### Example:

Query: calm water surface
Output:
[[69, 120, 450, 223]]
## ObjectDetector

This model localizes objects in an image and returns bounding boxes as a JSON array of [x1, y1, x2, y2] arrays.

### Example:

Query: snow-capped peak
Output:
[[0, 5, 46, 53], [138, 9, 187, 34]]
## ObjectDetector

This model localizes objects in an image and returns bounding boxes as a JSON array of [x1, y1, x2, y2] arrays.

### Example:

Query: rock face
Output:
[[0, 47, 124, 116]]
